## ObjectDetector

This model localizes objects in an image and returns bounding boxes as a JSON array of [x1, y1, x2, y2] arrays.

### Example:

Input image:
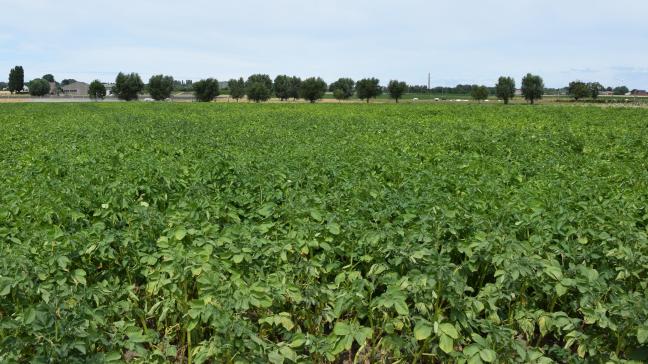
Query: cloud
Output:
[[1, 0, 647, 88]]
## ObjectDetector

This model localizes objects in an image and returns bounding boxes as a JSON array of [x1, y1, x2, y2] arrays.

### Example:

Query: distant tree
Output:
[[521, 73, 544, 104], [588, 82, 603, 99], [356, 78, 382, 103], [192, 78, 220, 102], [471, 85, 489, 102], [88, 80, 106, 99], [228, 78, 246, 102], [274, 75, 291, 101], [88, 80, 107, 100], [299, 77, 327, 103], [329, 78, 355, 100], [8, 66, 24, 94], [246, 74, 273, 102], [148, 74, 174, 100], [495, 76, 515, 104], [113, 72, 144, 101], [246, 74, 273, 91], [246, 82, 271, 103], [42, 74, 55, 82], [387, 80, 407, 103], [288, 76, 301, 100], [61, 79, 77, 86], [28, 78, 50, 96], [333, 88, 346, 102], [613, 86, 629, 95], [568, 81, 589, 100]]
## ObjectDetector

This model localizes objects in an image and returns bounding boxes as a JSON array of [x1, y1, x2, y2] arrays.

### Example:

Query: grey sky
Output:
[[1, 0, 647, 88]]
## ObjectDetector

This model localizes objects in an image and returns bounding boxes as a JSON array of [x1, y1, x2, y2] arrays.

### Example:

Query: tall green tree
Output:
[[588, 82, 603, 99], [88, 80, 107, 100], [246, 82, 271, 103], [192, 78, 220, 102], [333, 89, 346, 101], [228, 78, 246, 102], [246, 74, 273, 91], [568, 81, 589, 100], [8, 66, 24, 94], [495, 76, 515, 104], [329, 78, 355, 101], [521, 73, 544, 104], [356, 78, 382, 103], [288, 76, 302, 100], [61, 79, 77, 86], [273, 75, 291, 101], [471, 85, 489, 102], [28, 78, 50, 96], [148, 74, 174, 101], [387, 80, 407, 103], [42, 74, 55, 82], [613, 86, 629, 95], [246, 74, 273, 102], [299, 77, 327, 103], [113, 72, 144, 101]]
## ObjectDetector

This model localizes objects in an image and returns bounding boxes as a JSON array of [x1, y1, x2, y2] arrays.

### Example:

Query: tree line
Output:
[[3, 65, 637, 103], [86, 72, 396, 103]]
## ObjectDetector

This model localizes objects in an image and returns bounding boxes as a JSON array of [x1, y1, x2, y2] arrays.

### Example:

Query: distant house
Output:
[[49, 82, 58, 95], [102, 83, 115, 96], [62, 81, 90, 96], [599, 90, 613, 96], [514, 89, 523, 96], [630, 89, 648, 96]]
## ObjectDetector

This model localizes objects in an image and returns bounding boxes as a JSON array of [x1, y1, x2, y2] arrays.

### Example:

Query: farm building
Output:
[[630, 89, 647, 96], [49, 82, 57, 95], [62, 81, 90, 96], [102, 83, 115, 96]]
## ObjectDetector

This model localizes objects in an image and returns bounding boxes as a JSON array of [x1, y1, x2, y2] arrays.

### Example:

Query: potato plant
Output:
[[0, 103, 647, 363]]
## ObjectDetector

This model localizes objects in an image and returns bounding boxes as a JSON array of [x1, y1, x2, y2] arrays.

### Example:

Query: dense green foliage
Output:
[[288, 77, 302, 101], [1, 103, 648, 363], [470, 86, 489, 102], [521, 74, 544, 104], [356, 78, 382, 103], [589, 82, 603, 100], [88, 80, 107, 100], [61, 79, 77, 86], [495, 77, 515, 104], [299, 77, 327, 103], [148, 75, 175, 101], [274, 75, 292, 101], [113, 72, 145, 101], [28, 78, 50, 96], [614, 86, 629, 95], [8, 65, 24, 93], [192, 79, 220, 102], [387, 80, 408, 103], [568, 81, 590, 101], [246, 74, 273, 103], [228, 78, 246, 102], [42, 74, 55, 83], [329, 78, 355, 101]]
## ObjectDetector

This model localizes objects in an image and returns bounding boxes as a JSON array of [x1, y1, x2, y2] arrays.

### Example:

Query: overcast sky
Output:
[[1, 0, 647, 88]]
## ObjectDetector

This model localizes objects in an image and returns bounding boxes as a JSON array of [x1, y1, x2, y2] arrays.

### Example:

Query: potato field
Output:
[[1, 103, 647, 363]]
